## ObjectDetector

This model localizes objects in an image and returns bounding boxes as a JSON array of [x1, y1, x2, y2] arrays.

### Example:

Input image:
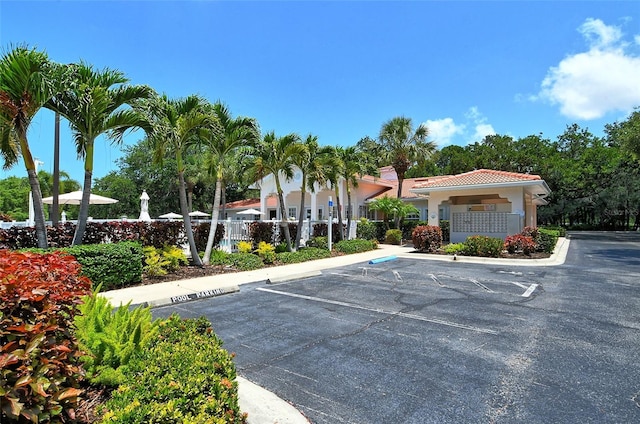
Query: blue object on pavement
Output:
[[369, 255, 398, 264]]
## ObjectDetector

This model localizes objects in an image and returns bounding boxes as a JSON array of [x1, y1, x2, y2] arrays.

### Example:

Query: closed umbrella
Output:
[[139, 190, 151, 222]]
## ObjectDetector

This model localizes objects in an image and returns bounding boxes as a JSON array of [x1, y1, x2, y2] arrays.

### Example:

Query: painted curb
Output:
[[142, 285, 240, 308]]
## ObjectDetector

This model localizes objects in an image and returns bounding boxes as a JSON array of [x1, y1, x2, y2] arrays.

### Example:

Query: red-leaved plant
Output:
[[1, 250, 92, 422]]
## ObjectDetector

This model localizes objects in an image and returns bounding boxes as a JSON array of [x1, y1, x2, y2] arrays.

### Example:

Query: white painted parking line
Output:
[[469, 278, 494, 292], [521, 284, 539, 297], [509, 281, 529, 290], [257, 287, 499, 335]]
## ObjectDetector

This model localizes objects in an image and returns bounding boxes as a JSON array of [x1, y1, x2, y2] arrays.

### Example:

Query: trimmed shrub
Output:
[[385, 229, 403, 245], [207, 249, 231, 266], [412, 225, 443, 253], [356, 218, 377, 240], [225, 252, 264, 271], [0, 250, 91, 423], [463, 235, 503, 257], [536, 228, 559, 253], [504, 234, 536, 255], [98, 315, 247, 423], [307, 236, 328, 249], [312, 223, 343, 241], [75, 289, 160, 386], [276, 247, 332, 264], [277, 223, 297, 244], [443, 242, 465, 255], [334, 239, 378, 254], [400, 220, 422, 241], [65, 241, 144, 290], [542, 225, 566, 237]]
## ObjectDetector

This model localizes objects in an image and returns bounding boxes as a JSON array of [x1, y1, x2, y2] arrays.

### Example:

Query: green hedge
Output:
[[23, 241, 144, 291], [334, 239, 378, 254], [463, 235, 503, 258], [276, 247, 332, 264]]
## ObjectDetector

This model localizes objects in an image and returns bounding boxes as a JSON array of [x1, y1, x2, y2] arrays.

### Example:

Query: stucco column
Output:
[[426, 194, 443, 227], [310, 191, 317, 221]]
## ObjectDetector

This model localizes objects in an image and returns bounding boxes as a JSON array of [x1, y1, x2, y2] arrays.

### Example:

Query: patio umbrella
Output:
[[237, 208, 264, 215], [188, 210, 209, 217], [158, 212, 183, 219], [139, 190, 151, 222], [42, 190, 118, 205]]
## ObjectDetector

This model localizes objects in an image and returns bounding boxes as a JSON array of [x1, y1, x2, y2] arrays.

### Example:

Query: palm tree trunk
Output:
[[52, 112, 60, 226], [27, 168, 48, 249], [72, 169, 93, 246], [295, 184, 306, 249], [334, 185, 343, 241], [178, 170, 203, 266], [203, 176, 222, 265], [275, 179, 293, 251], [395, 177, 404, 228], [346, 183, 352, 240]]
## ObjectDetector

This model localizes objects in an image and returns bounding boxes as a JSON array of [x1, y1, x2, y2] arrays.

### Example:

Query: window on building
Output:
[[288, 207, 297, 219]]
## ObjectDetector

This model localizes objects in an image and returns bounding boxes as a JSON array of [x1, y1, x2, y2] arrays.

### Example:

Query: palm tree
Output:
[[378, 116, 436, 200], [202, 102, 259, 265], [46, 62, 153, 245], [368, 195, 418, 230], [323, 146, 345, 241], [248, 132, 303, 252], [335, 145, 376, 240], [141, 94, 218, 266], [0, 46, 60, 248], [290, 134, 329, 249]]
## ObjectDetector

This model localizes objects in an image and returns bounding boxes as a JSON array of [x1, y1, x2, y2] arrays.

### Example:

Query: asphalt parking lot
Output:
[[155, 232, 640, 423]]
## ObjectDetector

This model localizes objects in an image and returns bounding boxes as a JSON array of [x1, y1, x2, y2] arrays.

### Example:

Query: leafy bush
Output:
[[161, 245, 188, 271], [248, 221, 274, 245], [334, 239, 378, 254], [400, 220, 423, 241], [193, 222, 225, 252], [536, 228, 559, 253], [255, 241, 276, 264], [276, 247, 332, 264], [356, 218, 377, 240], [504, 234, 536, 255], [520, 226, 539, 240], [98, 315, 246, 423], [463, 235, 504, 257], [225, 252, 264, 271], [75, 289, 160, 386], [275, 242, 288, 253], [277, 223, 297, 244], [65, 241, 144, 290], [143, 246, 170, 277], [412, 225, 443, 253], [443, 243, 465, 255], [541, 225, 566, 237], [237, 240, 253, 254], [385, 229, 403, 245], [439, 220, 450, 242], [0, 250, 91, 423], [312, 223, 343, 241], [207, 249, 231, 265], [307, 236, 328, 249]]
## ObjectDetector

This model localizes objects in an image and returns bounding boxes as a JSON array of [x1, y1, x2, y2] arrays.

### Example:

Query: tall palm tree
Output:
[[290, 134, 329, 249], [323, 146, 346, 241], [46, 62, 153, 245], [248, 131, 303, 252], [335, 145, 376, 240], [202, 102, 259, 265], [378, 116, 436, 199], [0, 46, 60, 248], [141, 94, 218, 266]]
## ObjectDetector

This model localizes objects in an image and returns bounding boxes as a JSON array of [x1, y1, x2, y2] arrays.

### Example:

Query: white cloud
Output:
[[465, 107, 496, 142], [423, 117, 464, 146], [537, 18, 640, 120], [423, 107, 496, 146]]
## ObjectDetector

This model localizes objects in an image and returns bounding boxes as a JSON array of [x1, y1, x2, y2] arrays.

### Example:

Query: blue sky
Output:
[[1, 0, 639, 186]]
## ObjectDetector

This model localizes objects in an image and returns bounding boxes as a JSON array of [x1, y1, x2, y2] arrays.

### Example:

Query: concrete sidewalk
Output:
[[101, 240, 569, 424]]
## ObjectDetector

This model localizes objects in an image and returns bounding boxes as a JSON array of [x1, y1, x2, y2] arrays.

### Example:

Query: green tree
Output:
[[606, 108, 640, 160], [141, 94, 218, 266], [248, 132, 303, 252], [202, 102, 259, 264], [335, 145, 376, 239], [0, 46, 60, 247], [290, 134, 331, 249], [368, 195, 418, 230], [378, 116, 436, 199], [46, 62, 153, 245]]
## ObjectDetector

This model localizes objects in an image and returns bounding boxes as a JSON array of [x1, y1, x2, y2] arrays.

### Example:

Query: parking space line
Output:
[[521, 284, 539, 297], [257, 287, 499, 335]]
